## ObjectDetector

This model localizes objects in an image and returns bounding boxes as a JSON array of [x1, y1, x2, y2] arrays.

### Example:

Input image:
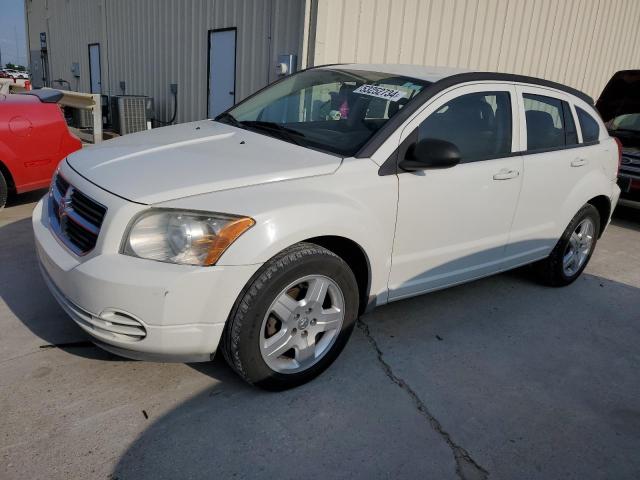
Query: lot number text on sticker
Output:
[[353, 84, 406, 102]]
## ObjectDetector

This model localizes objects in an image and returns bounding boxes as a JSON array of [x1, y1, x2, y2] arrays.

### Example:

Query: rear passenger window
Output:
[[576, 107, 600, 143], [417, 91, 512, 162], [523, 94, 579, 151]]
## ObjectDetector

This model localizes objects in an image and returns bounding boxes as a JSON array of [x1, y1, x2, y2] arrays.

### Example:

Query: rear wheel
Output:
[[535, 204, 600, 286], [0, 170, 8, 209], [221, 242, 359, 390]]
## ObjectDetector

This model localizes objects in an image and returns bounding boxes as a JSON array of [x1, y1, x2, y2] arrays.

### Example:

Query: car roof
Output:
[[319, 63, 593, 106], [21, 89, 64, 103], [323, 63, 471, 83]]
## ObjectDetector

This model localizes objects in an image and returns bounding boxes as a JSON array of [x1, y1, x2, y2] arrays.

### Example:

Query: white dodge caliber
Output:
[[34, 65, 621, 389]]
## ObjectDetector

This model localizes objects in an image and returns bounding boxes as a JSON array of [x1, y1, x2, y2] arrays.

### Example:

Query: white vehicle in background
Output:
[[33, 64, 621, 390], [2, 69, 29, 79]]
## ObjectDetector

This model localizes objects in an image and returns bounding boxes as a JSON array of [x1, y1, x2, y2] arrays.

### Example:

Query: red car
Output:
[[0, 90, 81, 208]]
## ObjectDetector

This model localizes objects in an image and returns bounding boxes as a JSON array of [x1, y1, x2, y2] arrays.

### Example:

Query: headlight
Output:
[[122, 209, 255, 266]]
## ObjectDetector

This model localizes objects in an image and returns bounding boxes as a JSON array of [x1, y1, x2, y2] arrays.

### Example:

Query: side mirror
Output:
[[399, 138, 461, 171]]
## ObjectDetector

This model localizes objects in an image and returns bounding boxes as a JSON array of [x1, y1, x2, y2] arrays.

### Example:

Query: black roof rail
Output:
[[438, 72, 594, 105]]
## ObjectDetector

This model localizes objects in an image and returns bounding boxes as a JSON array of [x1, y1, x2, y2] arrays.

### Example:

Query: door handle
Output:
[[229, 91, 235, 95], [571, 158, 587, 167], [493, 169, 520, 180]]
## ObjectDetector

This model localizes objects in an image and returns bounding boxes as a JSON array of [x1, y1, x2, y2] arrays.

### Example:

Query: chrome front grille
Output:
[[49, 173, 107, 255]]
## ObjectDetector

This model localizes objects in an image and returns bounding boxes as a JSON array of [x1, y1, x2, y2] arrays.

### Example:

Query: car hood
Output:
[[67, 120, 342, 204], [610, 129, 640, 149], [595, 70, 640, 122]]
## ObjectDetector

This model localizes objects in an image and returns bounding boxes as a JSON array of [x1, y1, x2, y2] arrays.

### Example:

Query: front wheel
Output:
[[535, 204, 600, 286], [221, 242, 360, 390]]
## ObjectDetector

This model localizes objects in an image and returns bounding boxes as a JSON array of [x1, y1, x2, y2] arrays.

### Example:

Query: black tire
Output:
[[0, 170, 7, 209], [534, 204, 600, 287], [221, 242, 360, 390]]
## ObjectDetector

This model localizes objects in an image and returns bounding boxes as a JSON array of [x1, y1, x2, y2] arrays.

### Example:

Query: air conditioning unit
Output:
[[72, 107, 94, 128], [110, 95, 154, 135]]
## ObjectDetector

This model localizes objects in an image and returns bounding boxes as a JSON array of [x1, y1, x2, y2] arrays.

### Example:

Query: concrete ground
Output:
[[1, 191, 639, 480]]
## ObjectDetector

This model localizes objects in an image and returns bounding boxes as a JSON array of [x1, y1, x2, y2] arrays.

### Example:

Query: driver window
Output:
[[417, 91, 512, 163]]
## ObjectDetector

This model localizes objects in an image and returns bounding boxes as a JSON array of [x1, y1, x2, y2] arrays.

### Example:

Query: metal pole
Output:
[[14, 25, 19, 65], [92, 93, 102, 144]]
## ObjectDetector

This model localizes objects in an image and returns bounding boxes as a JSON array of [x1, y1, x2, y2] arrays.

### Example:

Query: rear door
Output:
[[505, 86, 591, 263], [388, 83, 523, 300]]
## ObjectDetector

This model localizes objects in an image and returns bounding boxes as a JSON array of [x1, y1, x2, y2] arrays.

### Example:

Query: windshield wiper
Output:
[[215, 112, 242, 128], [240, 121, 306, 147], [215, 116, 307, 147]]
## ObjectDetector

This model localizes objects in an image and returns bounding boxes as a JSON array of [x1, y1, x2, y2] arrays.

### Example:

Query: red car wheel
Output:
[[0, 170, 8, 209]]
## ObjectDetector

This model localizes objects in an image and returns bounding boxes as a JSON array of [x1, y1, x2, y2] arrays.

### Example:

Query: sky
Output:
[[0, 0, 28, 68]]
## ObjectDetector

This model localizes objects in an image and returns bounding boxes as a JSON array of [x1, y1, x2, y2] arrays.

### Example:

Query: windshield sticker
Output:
[[353, 84, 406, 102]]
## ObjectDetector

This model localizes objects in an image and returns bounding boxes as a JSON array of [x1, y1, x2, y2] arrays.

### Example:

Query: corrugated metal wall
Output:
[[26, 0, 305, 123], [26, 0, 104, 92], [27, 0, 640, 123], [104, 0, 305, 123], [310, 0, 640, 99]]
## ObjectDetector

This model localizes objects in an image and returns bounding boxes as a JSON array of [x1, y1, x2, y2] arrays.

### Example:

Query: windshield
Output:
[[218, 68, 430, 156]]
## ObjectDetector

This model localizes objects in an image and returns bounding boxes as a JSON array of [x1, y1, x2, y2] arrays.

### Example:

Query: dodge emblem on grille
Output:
[[58, 187, 74, 219]]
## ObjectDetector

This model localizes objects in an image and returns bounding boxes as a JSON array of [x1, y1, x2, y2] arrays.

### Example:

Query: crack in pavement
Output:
[[357, 318, 489, 480]]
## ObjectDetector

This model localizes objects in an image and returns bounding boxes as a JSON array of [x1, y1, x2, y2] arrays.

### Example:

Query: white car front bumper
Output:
[[33, 196, 261, 362]]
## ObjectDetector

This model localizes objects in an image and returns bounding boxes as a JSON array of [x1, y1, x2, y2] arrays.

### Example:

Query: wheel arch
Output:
[[560, 168, 614, 240], [304, 235, 372, 315], [586, 195, 611, 238], [0, 159, 16, 193]]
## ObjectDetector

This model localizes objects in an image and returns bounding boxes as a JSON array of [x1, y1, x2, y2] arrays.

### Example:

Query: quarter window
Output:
[[576, 107, 600, 142], [416, 91, 512, 162]]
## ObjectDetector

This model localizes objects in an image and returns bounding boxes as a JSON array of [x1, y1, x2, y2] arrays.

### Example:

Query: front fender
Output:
[[159, 158, 398, 301]]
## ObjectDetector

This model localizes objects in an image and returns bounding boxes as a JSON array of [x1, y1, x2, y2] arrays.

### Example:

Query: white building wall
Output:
[[309, 0, 640, 99]]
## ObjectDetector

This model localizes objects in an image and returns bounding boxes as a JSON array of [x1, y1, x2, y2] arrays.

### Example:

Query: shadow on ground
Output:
[[111, 268, 640, 479], [4, 189, 48, 208], [0, 216, 120, 360], [612, 205, 639, 231], [2, 200, 639, 479]]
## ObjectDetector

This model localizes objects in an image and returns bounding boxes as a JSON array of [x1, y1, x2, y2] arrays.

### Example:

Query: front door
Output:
[[388, 84, 523, 300], [88, 43, 101, 94], [208, 29, 237, 118]]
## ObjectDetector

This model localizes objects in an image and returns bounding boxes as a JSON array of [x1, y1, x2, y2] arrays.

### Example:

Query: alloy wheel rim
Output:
[[259, 275, 345, 374], [562, 218, 595, 276]]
